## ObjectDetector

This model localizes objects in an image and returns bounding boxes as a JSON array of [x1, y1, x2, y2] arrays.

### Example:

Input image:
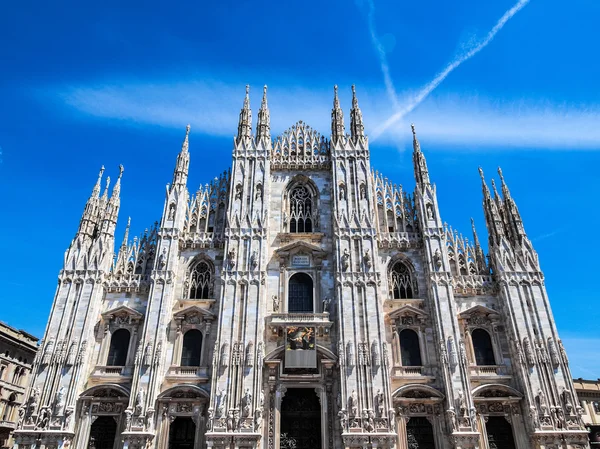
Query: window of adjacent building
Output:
[[288, 273, 314, 313], [188, 260, 214, 300], [390, 261, 416, 299], [399, 329, 422, 366], [106, 329, 131, 366], [181, 330, 202, 367], [289, 185, 313, 233], [472, 328, 496, 366]]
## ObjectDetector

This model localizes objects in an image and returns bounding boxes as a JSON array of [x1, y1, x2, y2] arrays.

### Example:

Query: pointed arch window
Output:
[[106, 329, 130, 366], [181, 330, 202, 367], [188, 260, 214, 300], [289, 185, 314, 233], [399, 329, 422, 366], [390, 261, 417, 299], [472, 328, 496, 366]]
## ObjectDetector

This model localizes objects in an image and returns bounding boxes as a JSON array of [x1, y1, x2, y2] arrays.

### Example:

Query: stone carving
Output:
[[371, 340, 380, 367], [227, 248, 236, 270], [322, 296, 331, 313], [272, 295, 280, 312], [220, 343, 229, 368], [338, 409, 348, 430], [346, 341, 355, 367], [254, 407, 263, 430], [168, 203, 176, 220], [342, 249, 350, 271], [158, 249, 167, 270], [54, 386, 66, 416], [66, 341, 77, 366], [433, 248, 442, 269], [245, 341, 254, 367], [363, 409, 375, 432], [241, 388, 252, 417], [523, 337, 535, 367], [216, 388, 226, 418], [375, 390, 385, 417], [36, 407, 50, 430], [363, 249, 372, 270], [135, 388, 145, 415], [548, 338, 560, 368], [448, 336, 458, 369], [349, 390, 358, 417], [426, 203, 434, 220], [257, 342, 264, 367], [250, 250, 258, 269], [561, 388, 574, 414], [143, 341, 152, 367]]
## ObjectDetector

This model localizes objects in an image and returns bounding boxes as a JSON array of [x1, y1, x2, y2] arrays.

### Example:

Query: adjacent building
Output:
[[574, 379, 600, 446], [14, 85, 591, 449], [0, 322, 38, 449]]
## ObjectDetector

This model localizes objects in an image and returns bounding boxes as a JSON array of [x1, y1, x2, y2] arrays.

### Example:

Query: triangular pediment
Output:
[[173, 305, 215, 321], [458, 304, 500, 319], [388, 304, 428, 321], [102, 305, 144, 321], [275, 240, 327, 257]]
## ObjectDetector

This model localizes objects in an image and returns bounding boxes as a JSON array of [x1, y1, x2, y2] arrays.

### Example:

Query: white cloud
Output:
[[51, 80, 600, 150]]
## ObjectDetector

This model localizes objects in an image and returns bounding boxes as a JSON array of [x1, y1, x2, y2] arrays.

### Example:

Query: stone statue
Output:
[[216, 388, 226, 418], [242, 388, 252, 417], [226, 410, 234, 431], [135, 388, 145, 415], [375, 390, 384, 417], [168, 204, 176, 220], [17, 406, 25, 428], [36, 407, 50, 430], [388, 408, 396, 431], [206, 409, 214, 431], [426, 203, 434, 220], [363, 249, 372, 270], [272, 295, 280, 312], [434, 248, 442, 269], [322, 297, 331, 313], [338, 409, 348, 430], [228, 249, 236, 270], [342, 249, 350, 271], [250, 250, 258, 269], [349, 390, 358, 417], [254, 408, 262, 430], [54, 386, 66, 416], [158, 249, 167, 270]]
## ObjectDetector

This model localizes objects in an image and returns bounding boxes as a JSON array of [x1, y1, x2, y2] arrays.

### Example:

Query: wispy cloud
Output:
[[532, 229, 562, 242], [49, 80, 600, 150], [365, 0, 399, 109], [371, 0, 530, 140]]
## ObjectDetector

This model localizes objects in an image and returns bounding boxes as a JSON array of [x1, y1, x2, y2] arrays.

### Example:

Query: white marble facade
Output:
[[14, 85, 590, 449]]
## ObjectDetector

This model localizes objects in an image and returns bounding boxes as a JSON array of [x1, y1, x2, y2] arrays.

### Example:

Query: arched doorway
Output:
[[485, 416, 516, 449], [169, 417, 196, 449], [88, 416, 117, 449], [280, 388, 321, 449], [406, 417, 435, 449], [288, 273, 313, 312]]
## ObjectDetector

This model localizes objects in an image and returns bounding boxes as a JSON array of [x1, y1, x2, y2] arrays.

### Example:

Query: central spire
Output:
[[172, 125, 191, 189], [256, 85, 270, 142], [331, 85, 345, 144], [237, 85, 252, 142]]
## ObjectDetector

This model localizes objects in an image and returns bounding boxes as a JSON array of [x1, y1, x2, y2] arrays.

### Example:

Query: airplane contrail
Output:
[[371, 0, 530, 141], [366, 0, 399, 109]]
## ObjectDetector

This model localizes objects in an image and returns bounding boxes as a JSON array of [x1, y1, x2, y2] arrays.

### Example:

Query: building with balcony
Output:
[[0, 322, 38, 449], [14, 86, 589, 449]]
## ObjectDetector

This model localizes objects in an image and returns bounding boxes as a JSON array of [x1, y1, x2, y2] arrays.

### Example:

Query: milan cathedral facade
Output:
[[14, 86, 589, 449]]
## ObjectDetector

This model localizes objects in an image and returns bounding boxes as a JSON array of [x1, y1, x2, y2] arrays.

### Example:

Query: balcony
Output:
[[0, 420, 16, 431], [267, 312, 333, 335], [165, 366, 209, 382], [91, 366, 133, 379], [377, 232, 421, 250], [469, 365, 511, 379]]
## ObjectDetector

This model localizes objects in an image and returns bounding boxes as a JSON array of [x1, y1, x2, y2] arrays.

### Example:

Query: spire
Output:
[[237, 85, 252, 142], [350, 85, 365, 142], [497, 167, 526, 244], [91, 165, 105, 199], [471, 217, 488, 274], [479, 167, 505, 248], [110, 164, 124, 202], [101, 176, 111, 204], [121, 217, 131, 250], [331, 85, 345, 144], [256, 85, 270, 142], [411, 124, 430, 186], [172, 125, 190, 189]]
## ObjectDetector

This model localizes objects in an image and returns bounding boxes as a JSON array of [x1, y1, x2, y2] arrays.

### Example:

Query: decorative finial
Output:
[[411, 123, 416, 136], [186, 124, 191, 134], [246, 84, 250, 95], [261, 85, 268, 107], [478, 167, 484, 180], [352, 84, 356, 94], [99, 165, 105, 177], [127, 216, 131, 227], [118, 164, 124, 179], [497, 166, 505, 183]]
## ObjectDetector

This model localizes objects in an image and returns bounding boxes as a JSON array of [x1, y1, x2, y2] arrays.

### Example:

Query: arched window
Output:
[[188, 260, 214, 299], [390, 261, 417, 299], [106, 329, 130, 366], [399, 329, 422, 366], [288, 273, 313, 312], [181, 330, 202, 367], [472, 328, 496, 366], [289, 185, 314, 233]]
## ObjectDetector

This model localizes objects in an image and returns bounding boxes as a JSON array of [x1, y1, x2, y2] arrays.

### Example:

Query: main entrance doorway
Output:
[[88, 416, 117, 449], [486, 416, 516, 449], [406, 417, 436, 449], [280, 388, 321, 449], [169, 417, 196, 449]]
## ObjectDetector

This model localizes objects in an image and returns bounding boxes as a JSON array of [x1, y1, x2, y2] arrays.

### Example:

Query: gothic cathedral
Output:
[[14, 86, 590, 449]]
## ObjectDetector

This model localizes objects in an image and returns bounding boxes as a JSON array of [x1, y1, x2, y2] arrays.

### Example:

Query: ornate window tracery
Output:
[[289, 185, 314, 233], [188, 260, 214, 300], [390, 261, 418, 299]]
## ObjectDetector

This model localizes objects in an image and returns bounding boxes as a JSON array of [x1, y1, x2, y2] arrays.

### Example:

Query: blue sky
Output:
[[1, 0, 599, 377]]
